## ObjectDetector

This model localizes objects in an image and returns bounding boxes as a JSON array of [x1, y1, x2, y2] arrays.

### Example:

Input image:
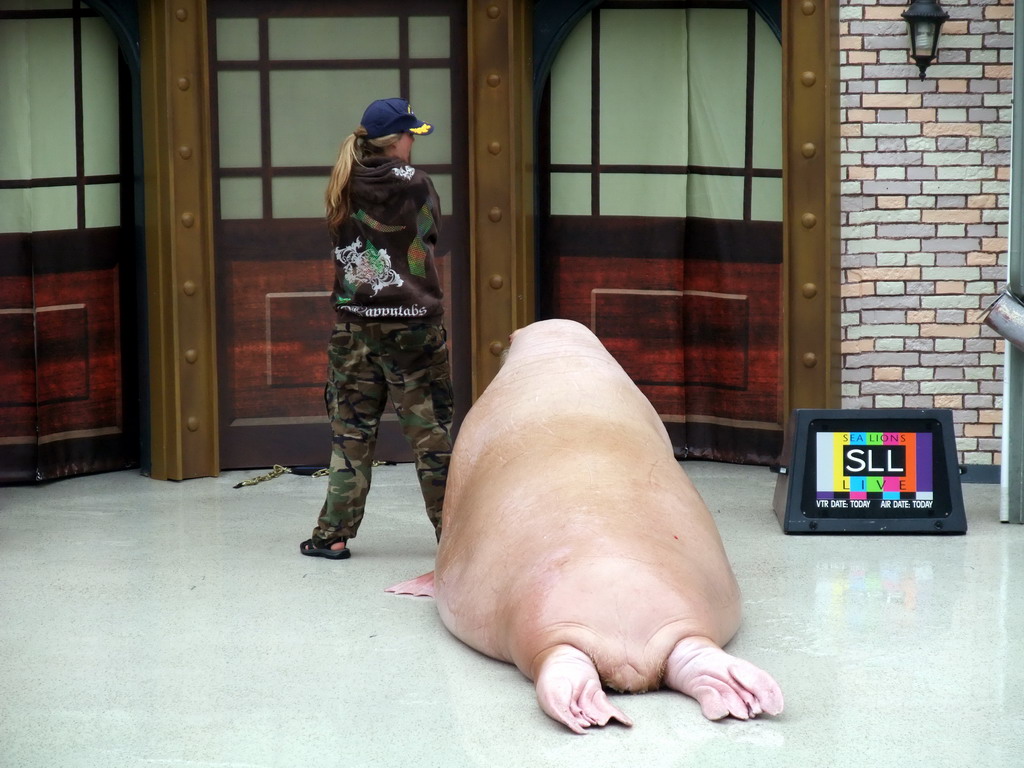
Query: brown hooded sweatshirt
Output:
[[330, 156, 444, 322]]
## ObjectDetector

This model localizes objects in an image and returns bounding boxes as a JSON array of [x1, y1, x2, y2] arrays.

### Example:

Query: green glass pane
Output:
[[2, 1, 72, 8], [752, 16, 782, 170], [268, 17, 398, 60], [272, 177, 325, 219], [600, 9, 687, 166], [30, 185, 77, 231], [270, 69, 399, 167], [409, 69, 450, 165], [409, 16, 449, 58], [687, 174, 743, 220], [0, 189, 29, 233], [84, 183, 119, 228], [0, 19, 75, 180], [430, 173, 452, 216], [80, 17, 119, 177], [601, 173, 686, 218], [220, 177, 263, 220], [0, 22, 32, 180], [218, 71, 261, 168], [550, 173, 591, 216], [751, 177, 782, 222], [549, 13, 591, 166], [687, 9, 747, 168], [216, 18, 259, 61]]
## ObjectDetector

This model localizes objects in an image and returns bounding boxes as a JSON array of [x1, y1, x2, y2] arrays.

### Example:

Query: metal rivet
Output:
[[183, 280, 196, 296], [487, 74, 501, 87], [184, 349, 198, 364], [488, 207, 502, 222], [178, 145, 192, 159], [801, 213, 817, 229], [801, 1, 815, 15], [181, 212, 195, 228], [489, 341, 504, 357], [801, 282, 818, 299], [802, 352, 818, 368], [177, 77, 190, 91], [489, 274, 504, 289], [801, 142, 816, 158], [186, 417, 199, 432], [801, 71, 817, 87], [488, 141, 501, 155], [175, 8, 188, 21], [487, 5, 500, 19]]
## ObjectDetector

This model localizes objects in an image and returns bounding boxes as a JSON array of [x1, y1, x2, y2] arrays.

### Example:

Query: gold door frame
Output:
[[139, 0, 838, 479]]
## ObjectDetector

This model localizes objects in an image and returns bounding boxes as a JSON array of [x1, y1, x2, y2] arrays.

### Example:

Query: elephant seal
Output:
[[388, 319, 783, 732]]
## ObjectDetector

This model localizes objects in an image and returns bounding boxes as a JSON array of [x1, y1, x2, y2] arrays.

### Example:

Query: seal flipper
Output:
[[386, 571, 435, 597], [663, 636, 784, 720], [533, 645, 634, 734]]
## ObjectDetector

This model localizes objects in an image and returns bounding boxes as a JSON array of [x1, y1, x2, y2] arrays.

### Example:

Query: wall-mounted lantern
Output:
[[901, 0, 950, 79]]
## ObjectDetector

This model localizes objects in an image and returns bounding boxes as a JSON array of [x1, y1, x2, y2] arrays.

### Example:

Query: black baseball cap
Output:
[[360, 98, 434, 139]]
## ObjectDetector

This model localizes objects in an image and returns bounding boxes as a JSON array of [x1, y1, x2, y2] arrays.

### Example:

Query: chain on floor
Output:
[[233, 462, 392, 488]]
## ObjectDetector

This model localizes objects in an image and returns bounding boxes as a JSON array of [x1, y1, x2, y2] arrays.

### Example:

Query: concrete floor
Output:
[[1, 461, 1022, 768]]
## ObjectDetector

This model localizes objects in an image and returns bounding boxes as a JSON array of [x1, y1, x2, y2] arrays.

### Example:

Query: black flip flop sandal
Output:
[[299, 539, 351, 559]]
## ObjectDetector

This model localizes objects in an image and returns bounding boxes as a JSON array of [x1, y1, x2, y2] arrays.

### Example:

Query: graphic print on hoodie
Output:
[[331, 157, 444, 321]]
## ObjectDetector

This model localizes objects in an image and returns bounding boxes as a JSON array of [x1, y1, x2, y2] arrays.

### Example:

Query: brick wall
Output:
[[839, 0, 1013, 465]]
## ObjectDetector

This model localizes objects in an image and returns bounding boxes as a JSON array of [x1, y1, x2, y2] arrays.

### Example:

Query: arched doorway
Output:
[[0, 0, 142, 482], [535, 0, 785, 465]]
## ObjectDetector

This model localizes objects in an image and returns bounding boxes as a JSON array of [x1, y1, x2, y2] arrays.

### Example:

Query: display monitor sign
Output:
[[773, 410, 966, 534]]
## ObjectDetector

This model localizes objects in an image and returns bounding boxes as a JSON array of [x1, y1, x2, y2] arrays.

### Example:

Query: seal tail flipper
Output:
[[533, 645, 634, 734], [386, 571, 436, 597], [663, 636, 784, 721]]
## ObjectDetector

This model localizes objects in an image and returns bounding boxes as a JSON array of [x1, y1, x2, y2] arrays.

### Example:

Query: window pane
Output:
[[687, 174, 743, 220], [272, 176, 325, 219], [30, 185, 77, 231], [600, 9, 687, 167], [218, 71, 262, 168], [80, 17, 119, 177], [2, 1, 72, 8], [601, 173, 686, 217], [409, 69, 451, 164], [216, 18, 259, 61], [687, 9, 747, 168], [0, 189, 29, 233], [550, 173, 591, 216], [751, 177, 782, 222], [752, 16, 782, 170], [268, 17, 398, 60], [220, 177, 263, 220], [409, 16, 449, 58], [85, 182, 119, 228], [430, 173, 452, 216], [0, 19, 76, 180], [549, 13, 591, 166], [270, 69, 399, 167]]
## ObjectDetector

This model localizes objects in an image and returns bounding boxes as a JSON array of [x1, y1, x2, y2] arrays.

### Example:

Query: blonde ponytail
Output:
[[325, 127, 405, 237]]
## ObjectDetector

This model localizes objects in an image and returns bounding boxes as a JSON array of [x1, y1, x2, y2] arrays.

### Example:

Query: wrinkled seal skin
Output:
[[389, 319, 783, 732]]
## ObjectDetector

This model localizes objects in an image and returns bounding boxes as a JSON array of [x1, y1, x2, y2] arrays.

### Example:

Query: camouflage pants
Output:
[[311, 321, 454, 546]]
